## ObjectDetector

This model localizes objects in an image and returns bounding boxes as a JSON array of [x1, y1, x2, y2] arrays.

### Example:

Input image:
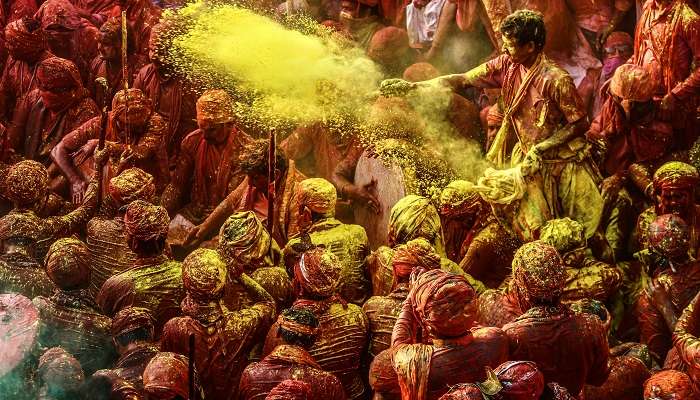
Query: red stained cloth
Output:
[[4, 159, 48, 207], [264, 299, 368, 400], [36, 56, 82, 90], [266, 380, 313, 400], [294, 248, 344, 298], [160, 298, 275, 400], [495, 360, 545, 399], [239, 345, 346, 400], [503, 305, 610, 396], [638, 260, 700, 362], [4, 18, 44, 62], [111, 306, 154, 337], [477, 288, 523, 328], [143, 352, 196, 400], [583, 355, 650, 400], [133, 63, 197, 159], [181, 248, 227, 301], [163, 125, 252, 220], [643, 370, 696, 399], [371, 326, 509, 400], [362, 286, 409, 358], [673, 291, 700, 394], [511, 241, 567, 309], [392, 238, 441, 278], [653, 161, 699, 191]]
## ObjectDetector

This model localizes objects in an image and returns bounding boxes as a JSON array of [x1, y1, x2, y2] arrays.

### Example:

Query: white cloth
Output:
[[406, 0, 448, 47]]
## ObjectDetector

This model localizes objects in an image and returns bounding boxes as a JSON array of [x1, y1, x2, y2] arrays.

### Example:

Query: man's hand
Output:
[[521, 145, 542, 177], [183, 225, 202, 249], [380, 79, 417, 97], [660, 93, 677, 113], [70, 178, 88, 205], [600, 174, 624, 204], [346, 182, 380, 214]]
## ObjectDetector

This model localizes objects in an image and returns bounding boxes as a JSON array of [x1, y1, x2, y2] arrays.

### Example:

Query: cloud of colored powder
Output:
[[161, 1, 382, 131]]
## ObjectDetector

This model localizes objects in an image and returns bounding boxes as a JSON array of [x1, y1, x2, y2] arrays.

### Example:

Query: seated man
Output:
[[93, 307, 159, 392], [637, 215, 700, 363], [503, 241, 610, 397], [539, 218, 622, 303], [363, 238, 440, 359], [53, 88, 170, 200], [185, 139, 306, 248], [162, 89, 252, 225], [240, 306, 346, 400], [160, 248, 275, 400], [97, 201, 184, 334], [33, 238, 114, 375], [283, 178, 370, 304], [370, 269, 509, 399], [438, 180, 519, 288], [263, 248, 368, 400]]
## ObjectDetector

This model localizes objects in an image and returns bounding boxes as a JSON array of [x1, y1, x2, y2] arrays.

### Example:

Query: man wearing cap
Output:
[[0, 160, 96, 259], [53, 87, 170, 201], [185, 138, 307, 249], [363, 238, 439, 359], [97, 200, 184, 334], [283, 177, 370, 304], [0, 17, 52, 126], [263, 248, 368, 400], [7, 56, 98, 170], [370, 268, 509, 399], [367, 194, 485, 296], [628, 0, 700, 151], [438, 180, 519, 288], [637, 162, 700, 257], [503, 241, 610, 397], [160, 248, 275, 400], [94, 306, 159, 393], [240, 306, 346, 400], [33, 238, 115, 375], [162, 89, 252, 225], [637, 215, 700, 363], [218, 211, 293, 310], [85, 168, 156, 297]]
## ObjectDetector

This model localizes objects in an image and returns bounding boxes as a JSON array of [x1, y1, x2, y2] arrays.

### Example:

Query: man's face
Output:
[[659, 187, 693, 215], [603, 42, 633, 62], [249, 173, 268, 191], [98, 39, 120, 61], [501, 35, 535, 65], [198, 119, 230, 143]]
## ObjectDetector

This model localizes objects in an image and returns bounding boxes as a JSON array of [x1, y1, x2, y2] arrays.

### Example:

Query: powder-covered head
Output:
[[511, 241, 566, 308], [109, 168, 156, 207], [389, 195, 441, 248], [5, 160, 48, 207], [45, 238, 90, 290], [182, 248, 227, 301], [293, 247, 343, 298]]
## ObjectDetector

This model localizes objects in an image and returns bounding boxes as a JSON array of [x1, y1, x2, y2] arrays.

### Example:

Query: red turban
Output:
[[5, 160, 48, 207], [605, 31, 633, 48], [110, 306, 155, 338], [653, 161, 699, 191], [511, 241, 566, 307], [294, 247, 343, 298], [367, 27, 409, 67], [266, 380, 312, 400], [123, 200, 170, 241], [37, 56, 83, 90], [409, 269, 476, 338], [143, 352, 191, 400], [402, 62, 439, 82], [108, 168, 156, 207], [182, 248, 227, 301], [392, 238, 441, 279], [45, 238, 90, 290], [218, 211, 272, 267], [4, 17, 44, 61], [196, 89, 235, 124], [495, 361, 545, 400], [643, 370, 695, 399], [111, 88, 153, 126], [647, 214, 690, 260], [34, 0, 81, 30], [610, 64, 655, 103], [38, 347, 84, 393]]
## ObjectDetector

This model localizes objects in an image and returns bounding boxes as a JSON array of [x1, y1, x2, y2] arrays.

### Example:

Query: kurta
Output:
[[503, 305, 610, 396], [239, 344, 346, 400], [96, 255, 185, 334], [86, 214, 138, 298], [362, 285, 409, 358]]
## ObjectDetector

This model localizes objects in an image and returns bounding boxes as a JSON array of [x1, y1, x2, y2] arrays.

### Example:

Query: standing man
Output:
[[382, 10, 604, 242]]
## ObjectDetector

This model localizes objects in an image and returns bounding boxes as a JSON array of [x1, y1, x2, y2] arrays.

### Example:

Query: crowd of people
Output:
[[0, 0, 698, 399]]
